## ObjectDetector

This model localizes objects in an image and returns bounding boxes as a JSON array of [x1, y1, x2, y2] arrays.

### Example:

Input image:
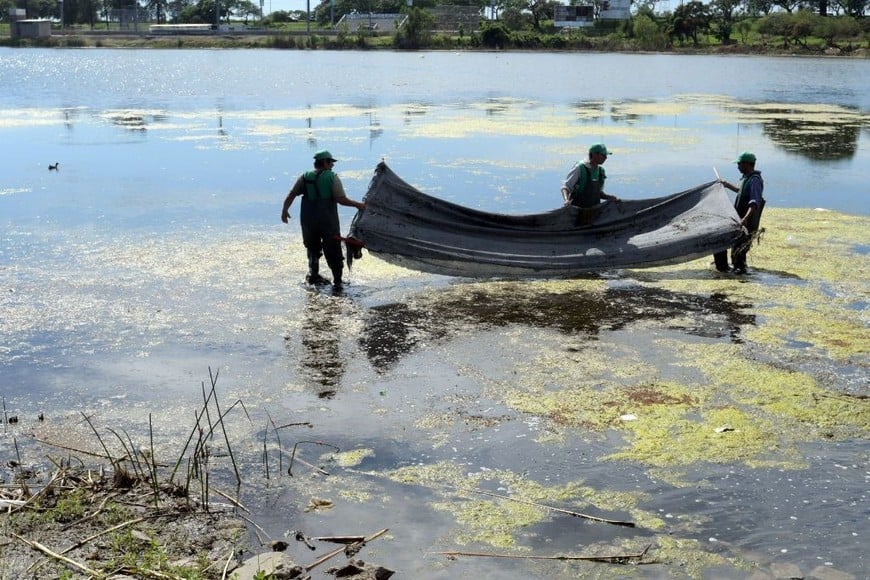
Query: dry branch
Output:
[[459, 487, 636, 527], [434, 544, 651, 565], [311, 535, 367, 544], [304, 528, 389, 572], [12, 533, 101, 577]]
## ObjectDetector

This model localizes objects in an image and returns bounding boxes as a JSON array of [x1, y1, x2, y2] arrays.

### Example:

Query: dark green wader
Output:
[[714, 172, 764, 272], [730, 199, 764, 271], [300, 171, 344, 285], [569, 163, 606, 226]]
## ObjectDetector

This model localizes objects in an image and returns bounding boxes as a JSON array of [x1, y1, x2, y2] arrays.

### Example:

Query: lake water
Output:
[[1, 48, 868, 578]]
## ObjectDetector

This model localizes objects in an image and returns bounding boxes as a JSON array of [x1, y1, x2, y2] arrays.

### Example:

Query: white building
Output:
[[554, 0, 631, 29]]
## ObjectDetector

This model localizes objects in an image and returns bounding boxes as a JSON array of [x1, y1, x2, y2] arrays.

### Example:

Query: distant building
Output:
[[554, 5, 595, 28], [430, 6, 482, 32], [336, 12, 406, 33], [599, 0, 631, 20], [555, 0, 631, 29], [9, 9, 52, 39]]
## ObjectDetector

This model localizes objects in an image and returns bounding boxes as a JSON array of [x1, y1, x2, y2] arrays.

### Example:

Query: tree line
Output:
[[2, 0, 867, 54]]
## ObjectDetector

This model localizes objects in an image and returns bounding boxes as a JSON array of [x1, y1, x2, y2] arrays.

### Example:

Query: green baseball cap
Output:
[[734, 151, 756, 164], [589, 143, 610, 156], [314, 149, 337, 162]]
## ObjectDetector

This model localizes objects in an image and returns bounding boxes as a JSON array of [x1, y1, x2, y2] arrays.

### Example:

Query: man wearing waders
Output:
[[560, 143, 620, 225], [714, 151, 765, 275], [281, 150, 366, 291]]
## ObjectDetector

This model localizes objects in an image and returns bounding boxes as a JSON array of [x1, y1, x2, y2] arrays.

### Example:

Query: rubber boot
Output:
[[713, 250, 730, 272], [331, 268, 343, 291], [305, 253, 330, 285]]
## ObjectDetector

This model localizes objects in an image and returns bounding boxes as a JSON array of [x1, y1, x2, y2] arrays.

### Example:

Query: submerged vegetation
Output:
[[1, 80, 867, 575]]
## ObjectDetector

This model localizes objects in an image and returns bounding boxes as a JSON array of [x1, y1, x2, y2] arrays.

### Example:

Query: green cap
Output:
[[314, 150, 337, 162], [734, 151, 756, 164], [589, 143, 610, 156]]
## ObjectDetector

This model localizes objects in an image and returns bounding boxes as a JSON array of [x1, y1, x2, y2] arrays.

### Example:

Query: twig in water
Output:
[[275, 421, 313, 429], [60, 516, 148, 555], [13, 435, 21, 464], [206, 367, 242, 488], [80, 411, 120, 471], [457, 487, 635, 527], [211, 486, 250, 514], [262, 416, 271, 480], [148, 413, 159, 508], [106, 427, 145, 483], [34, 435, 120, 462], [434, 544, 651, 565], [303, 528, 389, 572], [288, 440, 339, 476], [310, 535, 366, 544]]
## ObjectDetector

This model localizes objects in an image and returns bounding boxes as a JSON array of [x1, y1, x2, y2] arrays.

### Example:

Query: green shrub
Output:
[[478, 22, 511, 49], [633, 13, 669, 50]]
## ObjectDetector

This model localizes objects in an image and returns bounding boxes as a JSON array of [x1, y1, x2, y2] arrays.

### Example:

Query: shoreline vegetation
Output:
[[1, 14, 868, 56], [3, 31, 868, 57], [0, 374, 398, 579]]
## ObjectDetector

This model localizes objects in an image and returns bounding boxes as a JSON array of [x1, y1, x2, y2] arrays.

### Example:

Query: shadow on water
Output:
[[360, 282, 757, 372]]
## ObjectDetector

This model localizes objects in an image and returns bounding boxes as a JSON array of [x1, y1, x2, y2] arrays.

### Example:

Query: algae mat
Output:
[[0, 208, 867, 579]]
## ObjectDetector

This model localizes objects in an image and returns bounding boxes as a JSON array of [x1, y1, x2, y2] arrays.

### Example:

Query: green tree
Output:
[[394, 6, 434, 48], [711, 0, 741, 44], [500, 4, 533, 29], [814, 15, 861, 47], [771, 0, 803, 13], [178, 0, 228, 23], [232, 0, 260, 22], [736, 17, 753, 43], [14, 0, 60, 19], [757, 10, 817, 48], [745, 0, 775, 16], [478, 20, 511, 47], [0, 0, 12, 21], [834, 0, 867, 17], [669, 0, 712, 45], [501, 0, 559, 30], [144, 0, 168, 23], [632, 12, 668, 49]]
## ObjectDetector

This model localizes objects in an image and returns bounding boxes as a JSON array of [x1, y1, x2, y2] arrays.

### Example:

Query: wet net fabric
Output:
[[349, 162, 744, 279]]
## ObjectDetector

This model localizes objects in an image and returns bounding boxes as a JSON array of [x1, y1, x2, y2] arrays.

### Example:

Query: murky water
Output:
[[1, 49, 868, 578]]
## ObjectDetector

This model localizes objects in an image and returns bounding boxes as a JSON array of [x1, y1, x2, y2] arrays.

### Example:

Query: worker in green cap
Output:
[[281, 149, 366, 290], [714, 151, 765, 275], [561, 143, 620, 224]]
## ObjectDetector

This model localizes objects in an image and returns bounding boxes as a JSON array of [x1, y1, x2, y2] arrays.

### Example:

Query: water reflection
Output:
[[366, 111, 382, 148], [292, 293, 346, 398], [360, 283, 756, 372], [726, 102, 868, 162], [760, 111, 862, 161], [570, 100, 606, 114]]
